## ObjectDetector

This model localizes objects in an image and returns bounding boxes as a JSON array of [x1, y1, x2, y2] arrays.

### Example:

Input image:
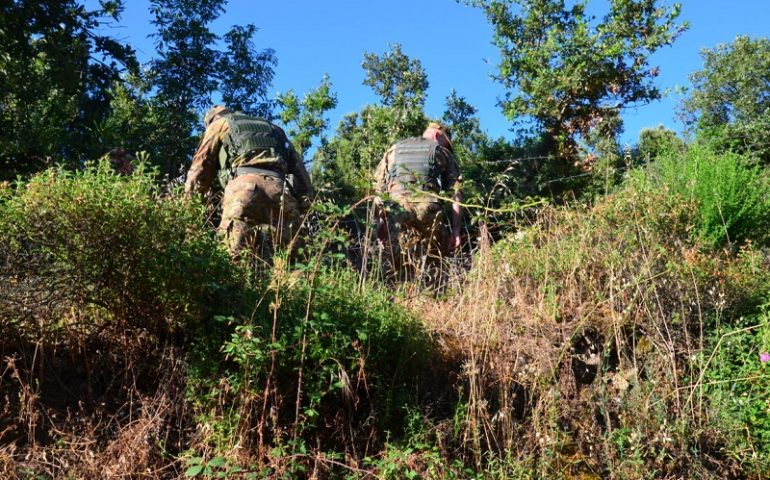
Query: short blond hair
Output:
[[425, 121, 452, 141]]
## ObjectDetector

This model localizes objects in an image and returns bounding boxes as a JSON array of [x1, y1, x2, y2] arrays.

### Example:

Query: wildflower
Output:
[[760, 352, 770, 363]]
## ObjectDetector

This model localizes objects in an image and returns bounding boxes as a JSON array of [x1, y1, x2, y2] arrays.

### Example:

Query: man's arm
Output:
[[449, 184, 463, 252], [373, 149, 394, 247], [184, 119, 226, 197], [373, 148, 393, 194], [440, 147, 463, 252], [286, 145, 314, 200]]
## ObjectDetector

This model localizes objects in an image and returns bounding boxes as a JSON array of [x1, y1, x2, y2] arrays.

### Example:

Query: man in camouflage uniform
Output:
[[185, 105, 314, 255], [374, 122, 463, 264]]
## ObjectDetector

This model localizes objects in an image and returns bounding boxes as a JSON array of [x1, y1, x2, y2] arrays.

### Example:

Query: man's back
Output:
[[219, 113, 291, 173], [186, 112, 313, 200], [374, 122, 464, 257], [375, 137, 460, 198]]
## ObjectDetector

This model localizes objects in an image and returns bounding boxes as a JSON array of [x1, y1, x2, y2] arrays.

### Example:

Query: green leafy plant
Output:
[[705, 315, 770, 475], [681, 36, 770, 164], [185, 455, 249, 478], [0, 161, 241, 336], [651, 145, 770, 248], [473, 0, 686, 160]]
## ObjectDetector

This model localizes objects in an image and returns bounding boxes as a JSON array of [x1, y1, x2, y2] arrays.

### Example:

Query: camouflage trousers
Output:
[[376, 198, 451, 270], [218, 173, 302, 255]]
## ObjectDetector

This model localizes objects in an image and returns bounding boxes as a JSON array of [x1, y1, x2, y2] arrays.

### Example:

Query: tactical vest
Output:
[[387, 137, 440, 193], [218, 113, 289, 186]]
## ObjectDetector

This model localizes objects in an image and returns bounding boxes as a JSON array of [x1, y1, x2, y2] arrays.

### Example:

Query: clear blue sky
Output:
[[97, 0, 770, 146]]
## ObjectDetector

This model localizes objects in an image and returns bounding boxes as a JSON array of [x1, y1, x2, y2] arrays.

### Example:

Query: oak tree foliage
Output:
[[472, 0, 686, 156], [681, 35, 770, 163]]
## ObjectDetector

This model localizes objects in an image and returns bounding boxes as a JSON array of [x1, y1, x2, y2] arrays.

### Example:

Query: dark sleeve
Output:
[[437, 146, 461, 191], [287, 144, 314, 198]]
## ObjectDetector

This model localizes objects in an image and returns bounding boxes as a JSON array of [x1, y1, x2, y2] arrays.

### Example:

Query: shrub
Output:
[[0, 161, 241, 338], [415, 154, 770, 477], [650, 146, 770, 249], [186, 260, 432, 465], [705, 314, 770, 475]]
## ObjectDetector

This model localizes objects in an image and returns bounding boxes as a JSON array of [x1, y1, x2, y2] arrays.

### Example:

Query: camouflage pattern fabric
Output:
[[218, 173, 301, 254], [374, 135, 460, 264], [378, 197, 450, 261], [185, 111, 314, 257]]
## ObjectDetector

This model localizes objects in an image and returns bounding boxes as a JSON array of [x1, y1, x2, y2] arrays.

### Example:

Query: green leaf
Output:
[[185, 465, 204, 477]]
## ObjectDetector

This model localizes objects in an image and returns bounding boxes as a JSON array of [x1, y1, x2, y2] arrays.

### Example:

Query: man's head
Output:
[[204, 105, 233, 127], [422, 121, 453, 151], [107, 148, 135, 175]]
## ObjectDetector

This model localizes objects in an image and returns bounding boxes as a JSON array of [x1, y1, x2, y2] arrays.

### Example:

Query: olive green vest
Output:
[[217, 113, 289, 187], [387, 137, 440, 193]]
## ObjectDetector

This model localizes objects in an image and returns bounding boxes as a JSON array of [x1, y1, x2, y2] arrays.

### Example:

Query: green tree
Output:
[[361, 43, 428, 110], [313, 46, 430, 201], [218, 24, 277, 118], [148, 0, 224, 175], [97, 74, 200, 179], [472, 0, 686, 160], [442, 90, 487, 156], [635, 125, 686, 162], [0, 0, 137, 180], [680, 35, 770, 163], [147, 0, 277, 175], [149, 0, 222, 111], [313, 106, 428, 201], [94, 75, 153, 160], [277, 76, 338, 157]]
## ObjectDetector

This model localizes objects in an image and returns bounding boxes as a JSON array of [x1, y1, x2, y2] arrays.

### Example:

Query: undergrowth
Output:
[[648, 145, 770, 249], [415, 146, 770, 478], [2, 148, 770, 479]]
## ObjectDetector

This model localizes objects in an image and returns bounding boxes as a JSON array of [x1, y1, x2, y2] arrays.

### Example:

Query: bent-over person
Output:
[[374, 122, 463, 268], [185, 105, 313, 255]]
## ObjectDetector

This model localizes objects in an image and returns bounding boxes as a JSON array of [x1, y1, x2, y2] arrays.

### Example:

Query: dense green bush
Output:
[[183, 259, 430, 462], [648, 146, 770, 249], [0, 161, 241, 337], [0, 160, 434, 476]]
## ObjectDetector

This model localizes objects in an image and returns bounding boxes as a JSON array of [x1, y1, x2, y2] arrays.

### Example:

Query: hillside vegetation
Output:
[[2, 145, 770, 479], [3, 0, 770, 478]]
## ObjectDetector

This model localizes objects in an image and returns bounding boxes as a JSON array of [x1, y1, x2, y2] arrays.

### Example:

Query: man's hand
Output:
[[449, 231, 462, 253]]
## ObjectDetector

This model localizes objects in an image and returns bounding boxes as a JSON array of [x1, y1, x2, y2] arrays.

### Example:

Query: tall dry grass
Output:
[[414, 175, 769, 478]]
